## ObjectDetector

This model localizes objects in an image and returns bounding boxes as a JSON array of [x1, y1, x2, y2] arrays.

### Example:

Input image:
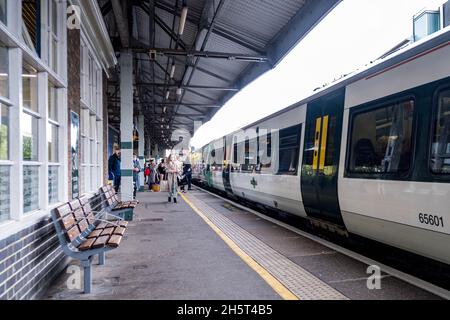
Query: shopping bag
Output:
[[160, 180, 169, 192]]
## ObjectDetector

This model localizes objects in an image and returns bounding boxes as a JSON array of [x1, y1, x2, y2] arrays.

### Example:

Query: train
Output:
[[190, 27, 450, 266]]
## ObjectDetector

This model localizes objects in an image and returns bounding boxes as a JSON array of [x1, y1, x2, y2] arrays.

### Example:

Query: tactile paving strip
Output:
[[184, 193, 348, 300]]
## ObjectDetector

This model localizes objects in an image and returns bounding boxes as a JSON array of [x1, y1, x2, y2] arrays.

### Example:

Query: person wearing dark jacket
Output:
[[108, 146, 121, 192], [180, 162, 192, 192]]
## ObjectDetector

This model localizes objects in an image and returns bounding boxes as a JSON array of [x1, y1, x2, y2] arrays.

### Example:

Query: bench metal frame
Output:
[[51, 203, 127, 294]]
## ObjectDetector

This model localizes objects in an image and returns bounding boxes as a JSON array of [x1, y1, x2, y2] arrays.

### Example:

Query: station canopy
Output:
[[99, 0, 341, 148]]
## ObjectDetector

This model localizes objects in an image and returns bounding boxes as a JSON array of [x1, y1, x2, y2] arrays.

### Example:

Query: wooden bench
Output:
[[100, 185, 139, 211], [51, 196, 129, 293]]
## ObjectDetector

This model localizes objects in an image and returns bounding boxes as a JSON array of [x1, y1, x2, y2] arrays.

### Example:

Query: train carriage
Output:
[[192, 27, 450, 265]]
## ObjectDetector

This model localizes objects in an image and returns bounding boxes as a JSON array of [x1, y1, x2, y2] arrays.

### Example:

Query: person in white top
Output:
[[166, 154, 181, 203]]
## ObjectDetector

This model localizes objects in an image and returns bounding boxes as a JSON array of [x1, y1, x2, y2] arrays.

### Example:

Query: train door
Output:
[[222, 136, 233, 194], [301, 88, 345, 225]]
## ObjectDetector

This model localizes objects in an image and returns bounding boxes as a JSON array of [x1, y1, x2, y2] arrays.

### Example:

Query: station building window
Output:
[[22, 0, 41, 56], [22, 111, 40, 213], [80, 32, 104, 193], [0, 42, 8, 98], [0, 0, 6, 25], [348, 99, 414, 175], [47, 0, 59, 72], [0, 41, 9, 222], [430, 89, 450, 174], [0, 104, 9, 222], [48, 82, 59, 204]]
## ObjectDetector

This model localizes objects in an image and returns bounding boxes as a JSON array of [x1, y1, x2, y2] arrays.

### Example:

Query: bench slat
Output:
[[67, 225, 81, 242], [87, 229, 102, 239], [113, 226, 126, 236], [108, 235, 122, 248], [86, 212, 96, 225], [100, 227, 114, 236], [69, 199, 81, 210], [78, 238, 96, 251], [55, 203, 72, 218], [78, 219, 89, 233], [61, 214, 76, 230], [73, 207, 85, 220], [92, 235, 109, 249]]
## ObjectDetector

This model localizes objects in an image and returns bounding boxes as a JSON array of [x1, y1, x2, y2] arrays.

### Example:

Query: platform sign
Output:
[[70, 111, 80, 199]]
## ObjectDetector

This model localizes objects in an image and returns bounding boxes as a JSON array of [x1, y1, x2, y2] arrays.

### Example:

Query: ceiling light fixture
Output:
[[170, 63, 176, 79], [178, 5, 188, 35]]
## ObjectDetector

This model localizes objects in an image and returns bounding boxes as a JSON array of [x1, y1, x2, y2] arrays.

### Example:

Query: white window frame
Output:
[[0, 0, 68, 240], [79, 29, 104, 194]]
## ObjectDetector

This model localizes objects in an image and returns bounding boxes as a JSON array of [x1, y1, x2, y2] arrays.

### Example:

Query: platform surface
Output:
[[45, 188, 440, 300]]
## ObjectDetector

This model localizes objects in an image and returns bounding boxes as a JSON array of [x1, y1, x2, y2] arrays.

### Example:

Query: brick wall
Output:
[[0, 219, 68, 299]]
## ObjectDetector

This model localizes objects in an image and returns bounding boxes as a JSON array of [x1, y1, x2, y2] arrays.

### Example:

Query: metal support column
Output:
[[120, 50, 134, 199]]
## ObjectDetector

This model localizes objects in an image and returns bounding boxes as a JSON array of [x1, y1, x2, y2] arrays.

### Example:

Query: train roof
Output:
[[199, 26, 450, 149]]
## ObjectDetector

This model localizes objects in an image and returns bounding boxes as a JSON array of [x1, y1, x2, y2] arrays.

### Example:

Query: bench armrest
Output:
[[93, 218, 121, 228]]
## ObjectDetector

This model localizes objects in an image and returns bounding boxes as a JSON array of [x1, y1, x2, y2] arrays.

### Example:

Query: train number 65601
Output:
[[419, 213, 444, 228]]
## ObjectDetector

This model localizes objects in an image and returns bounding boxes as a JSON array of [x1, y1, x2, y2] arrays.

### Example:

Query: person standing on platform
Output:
[[148, 159, 158, 191], [158, 159, 167, 182], [108, 145, 121, 193], [166, 154, 181, 203], [180, 162, 192, 192]]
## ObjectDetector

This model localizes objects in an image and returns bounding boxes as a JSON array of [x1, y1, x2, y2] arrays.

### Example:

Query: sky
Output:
[[188, 0, 446, 149]]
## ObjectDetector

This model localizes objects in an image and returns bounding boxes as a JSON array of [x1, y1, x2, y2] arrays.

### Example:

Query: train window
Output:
[[278, 124, 301, 175], [430, 89, 450, 174], [348, 99, 414, 175], [241, 138, 257, 172], [257, 132, 272, 170]]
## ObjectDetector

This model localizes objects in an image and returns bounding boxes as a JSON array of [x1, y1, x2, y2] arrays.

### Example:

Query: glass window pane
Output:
[[349, 99, 415, 174], [48, 83, 57, 120], [51, 37, 57, 71], [278, 124, 301, 174], [431, 89, 450, 174], [0, 104, 8, 160], [0, 0, 6, 25], [0, 165, 10, 222], [47, 122, 58, 162], [48, 165, 58, 204], [23, 165, 39, 213], [22, 62, 38, 112], [22, 112, 39, 161], [0, 42, 8, 98], [51, 0, 57, 35]]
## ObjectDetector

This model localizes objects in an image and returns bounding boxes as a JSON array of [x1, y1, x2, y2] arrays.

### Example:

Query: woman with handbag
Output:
[[166, 154, 181, 203]]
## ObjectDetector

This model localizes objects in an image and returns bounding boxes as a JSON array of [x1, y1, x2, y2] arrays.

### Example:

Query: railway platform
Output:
[[44, 188, 443, 300]]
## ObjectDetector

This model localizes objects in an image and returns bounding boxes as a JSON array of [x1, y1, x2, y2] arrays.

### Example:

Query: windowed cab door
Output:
[[301, 88, 345, 226]]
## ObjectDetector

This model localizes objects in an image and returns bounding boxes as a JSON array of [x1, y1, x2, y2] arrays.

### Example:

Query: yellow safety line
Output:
[[180, 193, 299, 300]]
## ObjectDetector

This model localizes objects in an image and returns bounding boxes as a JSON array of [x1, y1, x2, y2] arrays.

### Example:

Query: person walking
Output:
[[108, 145, 121, 193], [132, 153, 141, 198], [166, 154, 181, 203]]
